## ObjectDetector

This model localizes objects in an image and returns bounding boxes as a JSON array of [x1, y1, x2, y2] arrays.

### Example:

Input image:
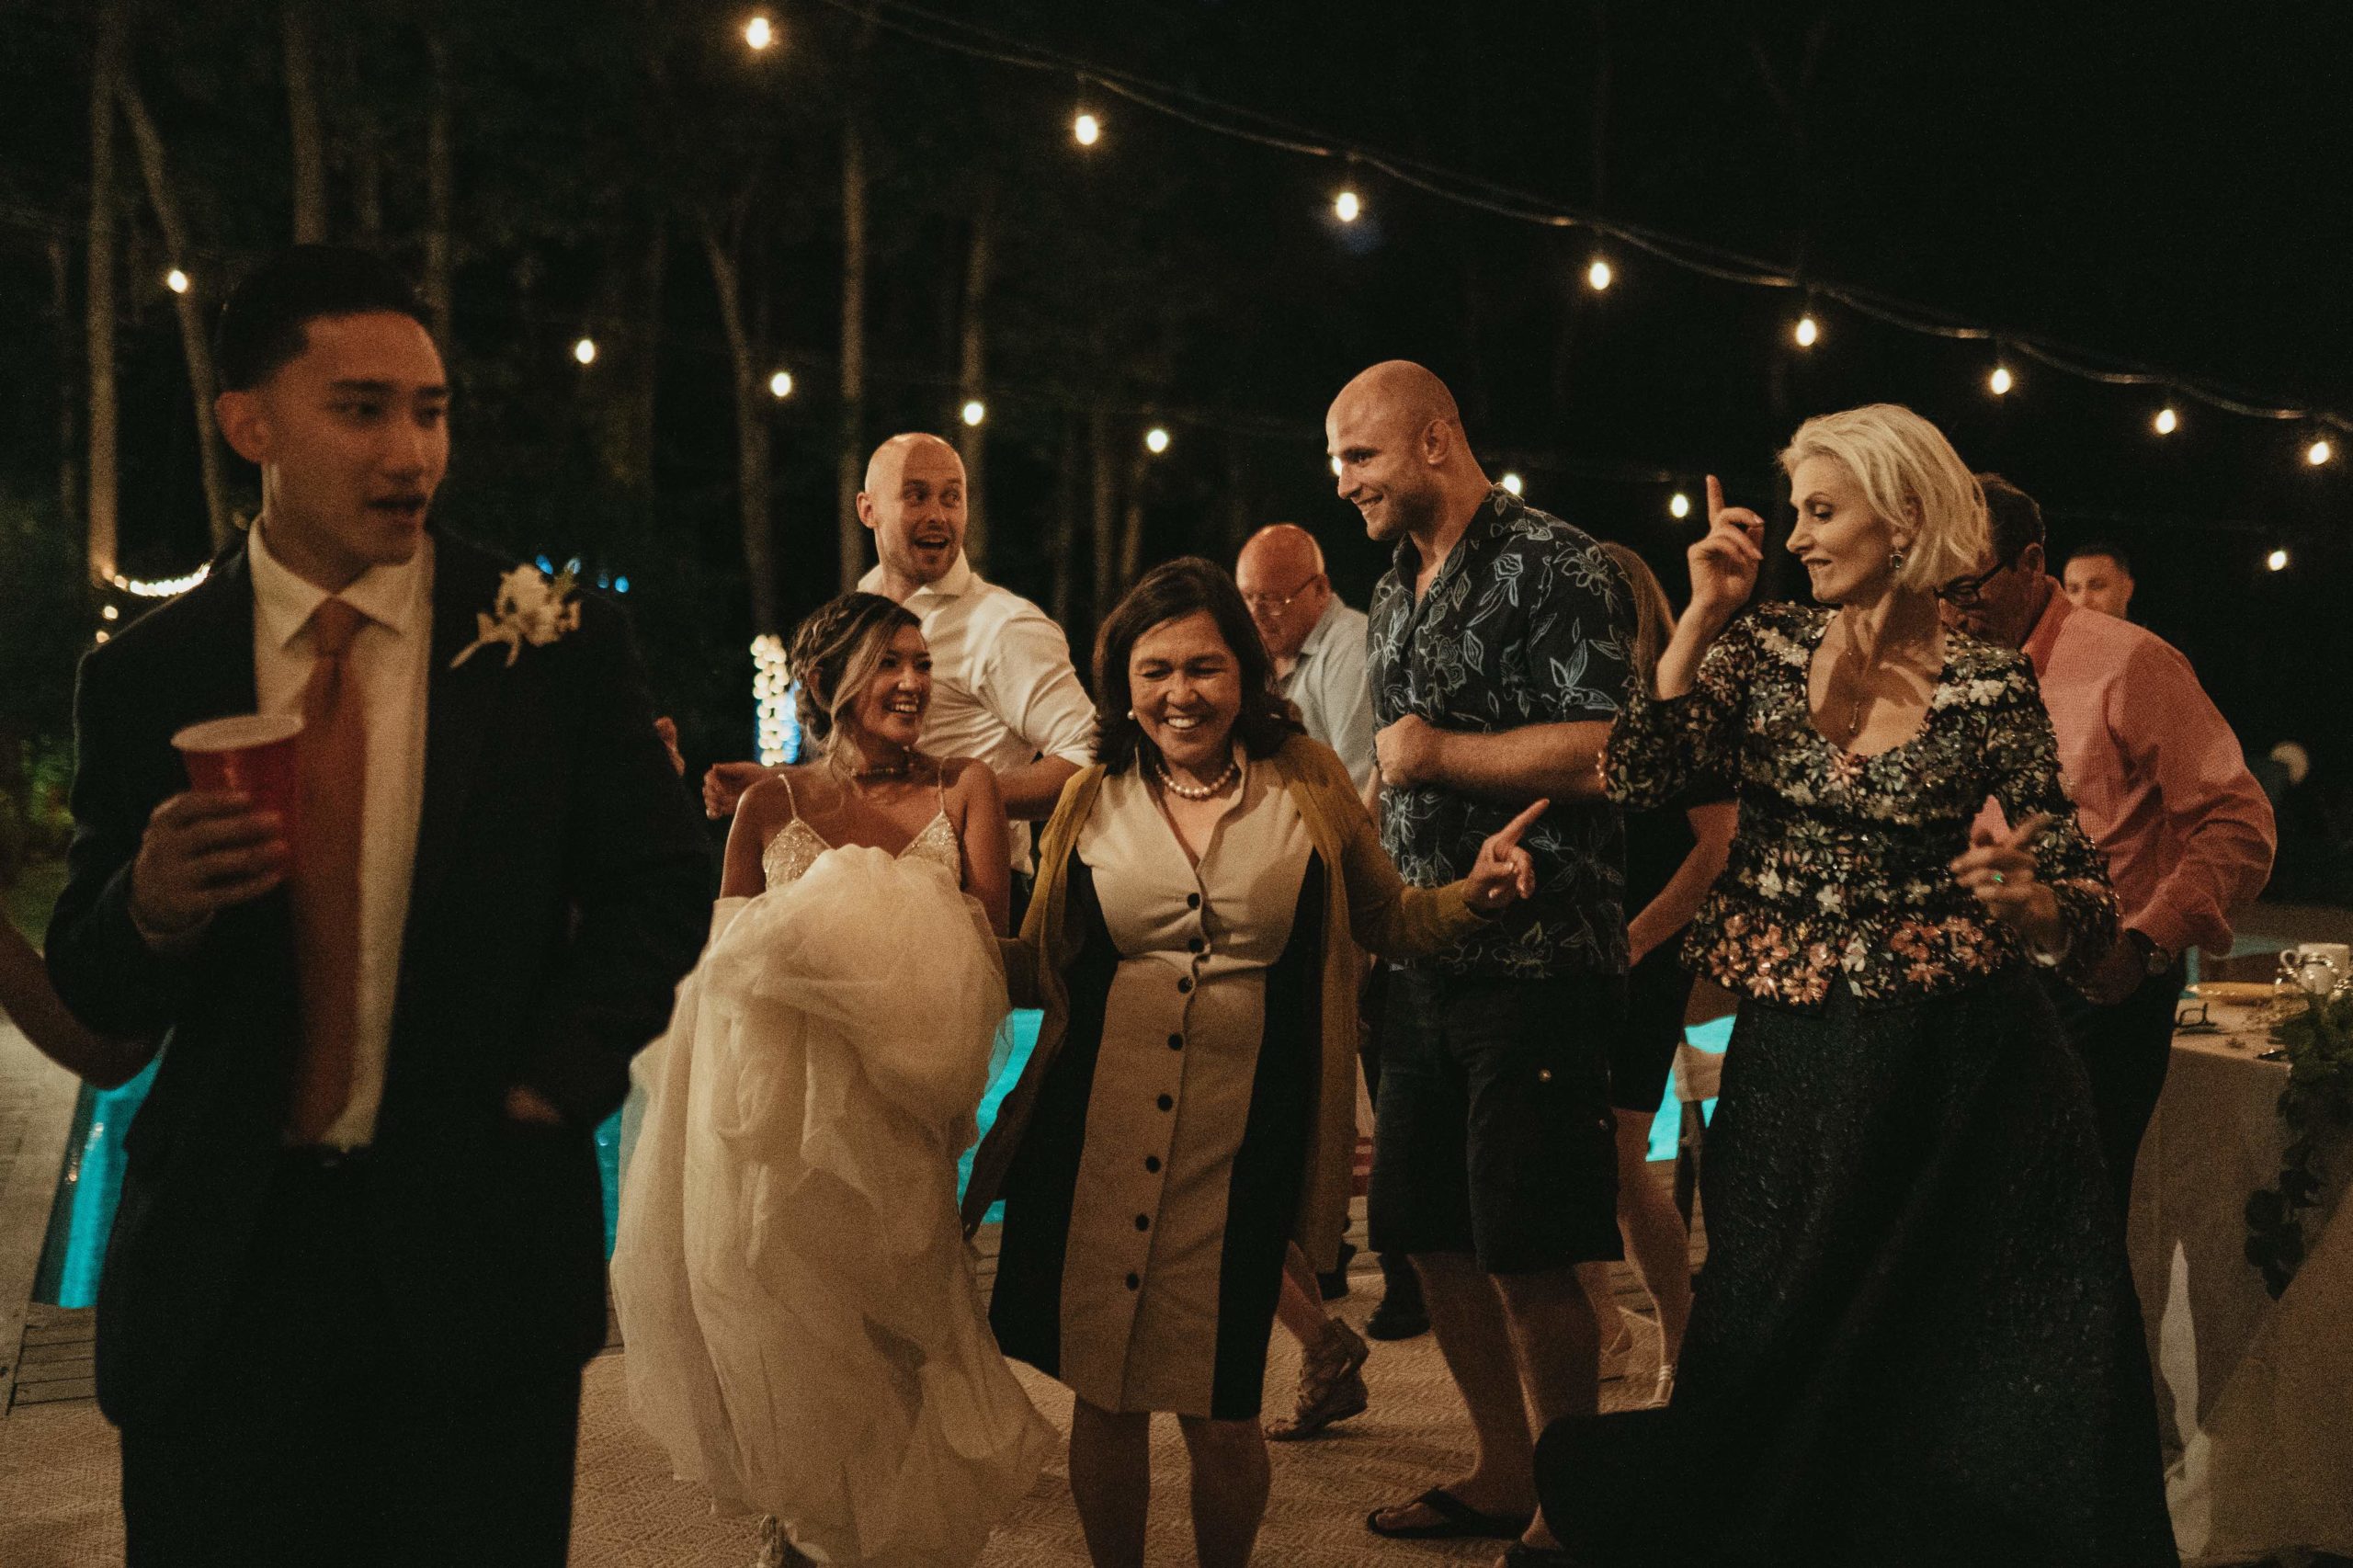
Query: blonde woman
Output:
[[1536, 407, 2174, 1566], [613, 593, 1051, 1568]]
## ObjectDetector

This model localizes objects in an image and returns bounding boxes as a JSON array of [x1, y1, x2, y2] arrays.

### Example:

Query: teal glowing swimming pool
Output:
[[32, 1008, 1718, 1309]]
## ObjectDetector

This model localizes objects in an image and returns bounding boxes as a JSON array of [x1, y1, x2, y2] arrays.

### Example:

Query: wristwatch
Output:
[[2125, 929, 2175, 977]]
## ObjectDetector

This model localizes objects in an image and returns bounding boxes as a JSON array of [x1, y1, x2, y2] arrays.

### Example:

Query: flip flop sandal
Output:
[[1366, 1486, 1535, 1540]]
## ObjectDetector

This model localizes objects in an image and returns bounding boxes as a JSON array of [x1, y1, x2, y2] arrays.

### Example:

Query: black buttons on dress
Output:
[[1125, 1272, 1140, 1290], [1134, 1214, 1151, 1232], [1167, 1033, 1184, 1051], [1144, 1155, 1162, 1173], [1185, 892, 1200, 909], [1156, 1094, 1174, 1111], [1188, 937, 1206, 954], [1176, 976, 1193, 994]]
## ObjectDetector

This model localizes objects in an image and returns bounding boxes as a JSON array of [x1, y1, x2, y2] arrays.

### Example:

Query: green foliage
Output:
[[2245, 987, 2353, 1298]]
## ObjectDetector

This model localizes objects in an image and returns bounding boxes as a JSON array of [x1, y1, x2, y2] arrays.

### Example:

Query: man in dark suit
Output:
[[44, 246, 710, 1565]]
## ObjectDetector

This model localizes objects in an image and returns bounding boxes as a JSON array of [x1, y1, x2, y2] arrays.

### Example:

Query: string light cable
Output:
[[801, 0, 2350, 440]]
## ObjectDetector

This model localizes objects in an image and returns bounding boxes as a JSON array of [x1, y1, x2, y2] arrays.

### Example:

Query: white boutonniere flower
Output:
[[451, 564, 583, 669]]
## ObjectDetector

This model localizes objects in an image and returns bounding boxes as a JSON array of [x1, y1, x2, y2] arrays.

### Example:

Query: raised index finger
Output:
[[1495, 798, 1550, 846], [1706, 473, 1725, 523]]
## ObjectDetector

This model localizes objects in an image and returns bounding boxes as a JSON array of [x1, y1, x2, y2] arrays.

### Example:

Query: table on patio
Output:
[[2127, 996, 2353, 1565]]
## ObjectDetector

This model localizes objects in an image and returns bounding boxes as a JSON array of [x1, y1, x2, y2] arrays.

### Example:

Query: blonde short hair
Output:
[[1779, 403, 1986, 595]]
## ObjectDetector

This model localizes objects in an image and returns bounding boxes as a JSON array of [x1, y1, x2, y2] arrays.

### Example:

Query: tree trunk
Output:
[[118, 66, 234, 549], [954, 210, 994, 571], [424, 30, 454, 347], [835, 112, 870, 592], [1089, 406, 1118, 627], [283, 0, 326, 242], [1118, 445, 1149, 590], [85, 0, 121, 586], [1051, 411, 1078, 629], [51, 237, 81, 544], [701, 222, 778, 637]]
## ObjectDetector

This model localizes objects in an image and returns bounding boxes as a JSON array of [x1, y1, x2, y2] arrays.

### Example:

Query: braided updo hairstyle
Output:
[[786, 592, 923, 763]]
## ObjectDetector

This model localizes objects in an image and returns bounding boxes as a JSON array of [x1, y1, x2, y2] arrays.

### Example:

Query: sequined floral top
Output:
[[1605, 602, 2116, 1009]]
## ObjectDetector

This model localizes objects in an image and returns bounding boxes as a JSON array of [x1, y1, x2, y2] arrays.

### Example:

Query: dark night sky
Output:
[[3, 0, 2347, 778]]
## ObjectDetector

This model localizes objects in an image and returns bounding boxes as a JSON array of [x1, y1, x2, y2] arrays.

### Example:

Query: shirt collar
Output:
[[857, 550, 978, 608], [1295, 594, 1347, 660], [1388, 484, 1511, 592], [246, 514, 426, 651], [2020, 576, 2071, 676]]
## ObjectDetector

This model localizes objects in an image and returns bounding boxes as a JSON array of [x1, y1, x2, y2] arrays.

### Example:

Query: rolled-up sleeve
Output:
[[2111, 639, 2277, 957], [1307, 629, 1377, 793], [982, 605, 1097, 766]]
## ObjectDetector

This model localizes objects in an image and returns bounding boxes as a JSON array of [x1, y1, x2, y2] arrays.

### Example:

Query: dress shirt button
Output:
[[1144, 1155, 1162, 1173], [1176, 976, 1193, 994], [1134, 1214, 1151, 1232], [1188, 937, 1206, 954], [1168, 1033, 1184, 1051], [1157, 1094, 1173, 1111], [1185, 892, 1200, 909], [1125, 1272, 1140, 1290]]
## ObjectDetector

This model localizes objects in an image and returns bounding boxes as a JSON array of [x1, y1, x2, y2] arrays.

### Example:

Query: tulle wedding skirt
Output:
[[612, 846, 1051, 1568]]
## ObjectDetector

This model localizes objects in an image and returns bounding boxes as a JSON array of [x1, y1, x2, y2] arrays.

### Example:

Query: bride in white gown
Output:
[[613, 593, 1052, 1568]]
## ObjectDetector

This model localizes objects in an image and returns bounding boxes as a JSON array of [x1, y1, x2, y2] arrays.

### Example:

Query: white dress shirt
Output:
[[858, 552, 1097, 866], [248, 518, 433, 1148], [1279, 597, 1375, 794]]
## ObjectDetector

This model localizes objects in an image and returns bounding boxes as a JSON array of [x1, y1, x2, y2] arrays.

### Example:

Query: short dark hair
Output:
[[1976, 472, 2045, 563], [2064, 538, 2133, 577], [215, 244, 433, 392], [1093, 557, 1302, 773]]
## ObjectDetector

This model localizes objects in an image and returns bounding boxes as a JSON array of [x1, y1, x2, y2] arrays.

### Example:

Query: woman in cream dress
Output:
[[965, 560, 1542, 1567], [613, 593, 1051, 1568]]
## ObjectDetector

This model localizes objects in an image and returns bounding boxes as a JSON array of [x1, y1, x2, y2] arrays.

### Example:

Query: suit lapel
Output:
[[162, 543, 263, 744], [404, 539, 508, 926]]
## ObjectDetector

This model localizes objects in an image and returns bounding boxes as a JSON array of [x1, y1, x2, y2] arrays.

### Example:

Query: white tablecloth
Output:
[[2128, 1004, 2353, 1564]]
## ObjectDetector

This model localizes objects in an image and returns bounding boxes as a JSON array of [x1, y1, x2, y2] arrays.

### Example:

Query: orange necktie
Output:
[[288, 597, 368, 1143]]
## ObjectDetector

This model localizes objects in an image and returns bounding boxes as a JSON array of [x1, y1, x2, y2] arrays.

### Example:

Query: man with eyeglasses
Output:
[[1236, 523, 1376, 792], [1941, 474, 2274, 1212]]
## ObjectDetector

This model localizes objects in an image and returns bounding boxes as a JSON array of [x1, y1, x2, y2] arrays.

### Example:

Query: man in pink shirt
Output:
[[1941, 475, 2276, 1210]]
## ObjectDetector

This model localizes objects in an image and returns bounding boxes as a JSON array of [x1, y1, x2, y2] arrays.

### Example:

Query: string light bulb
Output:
[[1499, 472, 1523, 495], [1669, 491, 1692, 519], [1144, 426, 1171, 454], [165, 268, 189, 295], [768, 369, 794, 399], [744, 14, 775, 51], [1073, 112, 1101, 147], [1334, 188, 1361, 223], [2153, 405, 2177, 436], [1330, 455, 1343, 477], [1794, 313, 1819, 347], [2268, 548, 2290, 572], [1988, 365, 2013, 396], [961, 399, 986, 427], [1586, 257, 1614, 291], [573, 336, 597, 366], [2307, 437, 2334, 467], [101, 603, 119, 620]]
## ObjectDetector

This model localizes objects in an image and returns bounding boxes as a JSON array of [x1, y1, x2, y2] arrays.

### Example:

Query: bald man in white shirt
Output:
[[706, 435, 1096, 875]]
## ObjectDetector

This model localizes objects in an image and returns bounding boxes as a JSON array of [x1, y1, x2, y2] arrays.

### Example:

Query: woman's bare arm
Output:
[[949, 758, 1013, 936], [1627, 800, 1738, 965]]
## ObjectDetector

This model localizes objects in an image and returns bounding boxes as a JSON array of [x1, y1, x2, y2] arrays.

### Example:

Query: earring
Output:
[[1889, 547, 1907, 572], [1126, 709, 1136, 721]]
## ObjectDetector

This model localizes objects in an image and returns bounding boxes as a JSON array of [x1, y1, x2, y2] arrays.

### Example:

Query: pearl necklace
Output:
[[1154, 757, 1238, 801]]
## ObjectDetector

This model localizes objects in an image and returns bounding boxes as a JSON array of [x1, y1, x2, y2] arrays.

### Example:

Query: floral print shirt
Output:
[[1605, 602, 2116, 1009], [1370, 486, 1635, 978]]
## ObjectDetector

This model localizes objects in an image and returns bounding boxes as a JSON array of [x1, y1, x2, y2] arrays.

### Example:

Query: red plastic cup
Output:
[[171, 713, 303, 839]]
